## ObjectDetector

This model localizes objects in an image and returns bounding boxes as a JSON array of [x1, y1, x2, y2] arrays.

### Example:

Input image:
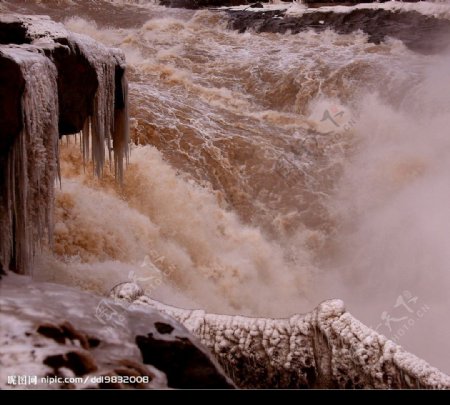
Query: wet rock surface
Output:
[[226, 8, 450, 54], [160, 0, 252, 9], [0, 14, 130, 275], [0, 14, 125, 138], [0, 274, 234, 389]]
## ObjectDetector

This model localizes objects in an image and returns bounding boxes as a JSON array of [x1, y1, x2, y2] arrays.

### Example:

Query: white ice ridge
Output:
[[0, 15, 129, 274], [111, 283, 450, 389]]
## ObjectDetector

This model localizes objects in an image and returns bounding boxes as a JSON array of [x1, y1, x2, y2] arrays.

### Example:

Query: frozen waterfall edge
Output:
[[0, 14, 129, 275]]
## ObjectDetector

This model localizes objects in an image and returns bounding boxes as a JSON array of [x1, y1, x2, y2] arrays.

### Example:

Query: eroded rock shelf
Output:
[[0, 14, 129, 275]]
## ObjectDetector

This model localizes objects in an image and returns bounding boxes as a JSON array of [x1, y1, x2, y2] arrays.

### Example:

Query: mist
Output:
[[319, 51, 450, 373]]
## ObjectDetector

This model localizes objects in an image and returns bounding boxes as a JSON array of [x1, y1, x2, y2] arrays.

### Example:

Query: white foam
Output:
[[224, 1, 450, 20]]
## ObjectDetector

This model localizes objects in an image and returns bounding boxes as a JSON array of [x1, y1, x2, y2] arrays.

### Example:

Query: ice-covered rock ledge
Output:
[[0, 275, 234, 389], [225, 5, 450, 54], [0, 14, 130, 275], [159, 0, 252, 9], [112, 283, 450, 389]]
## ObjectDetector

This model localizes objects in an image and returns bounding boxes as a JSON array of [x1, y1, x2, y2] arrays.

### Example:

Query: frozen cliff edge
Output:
[[158, 1, 439, 11], [0, 14, 129, 275], [0, 275, 234, 389], [111, 283, 450, 389], [225, 6, 450, 54]]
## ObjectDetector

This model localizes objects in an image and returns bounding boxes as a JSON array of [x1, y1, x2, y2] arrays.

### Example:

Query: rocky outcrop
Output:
[[303, 1, 421, 5], [0, 274, 234, 389], [0, 15, 130, 275], [159, 0, 253, 9], [112, 283, 450, 389], [0, 52, 24, 158], [226, 8, 450, 54], [158, 0, 427, 10]]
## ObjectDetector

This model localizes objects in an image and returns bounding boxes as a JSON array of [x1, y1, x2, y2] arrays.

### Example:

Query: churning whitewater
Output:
[[2, 0, 449, 374]]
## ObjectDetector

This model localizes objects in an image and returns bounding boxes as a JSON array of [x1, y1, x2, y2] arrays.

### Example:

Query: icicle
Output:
[[0, 17, 129, 276], [81, 118, 90, 174], [0, 47, 59, 275], [72, 33, 129, 183], [113, 72, 130, 184]]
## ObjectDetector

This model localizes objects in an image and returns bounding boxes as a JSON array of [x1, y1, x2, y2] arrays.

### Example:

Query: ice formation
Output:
[[111, 283, 450, 389], [0, 15, 129, 274], [73, 32, 129, 179], [0, 46, 59, 276]]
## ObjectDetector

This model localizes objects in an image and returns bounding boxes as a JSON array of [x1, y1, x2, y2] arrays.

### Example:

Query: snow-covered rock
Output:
[[112, 282, 450, 389], [0, 274, 234, 389]]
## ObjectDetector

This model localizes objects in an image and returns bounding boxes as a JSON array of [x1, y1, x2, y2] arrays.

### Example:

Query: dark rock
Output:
[[157, 0, 418, 10], [60, 321, 91, 349], [37, 324, 67, 345], [87, 337, 101, 348], [226, 9, 450, 55], [44, 351, 98, 376], [37, 321, 92, 349], [136, 333, 235, 389], [0, 20, 28, 45], [250, 3, 264, 8], [43, 354, 66, 370], [51, 42, 98, 136], [0, 54, 24, 158], [0, 275, 235, 389], [154, 322, 174, 335], [66, 351, 98, 376], [115, 65, 127, 110], [159, 0, 250, 10]]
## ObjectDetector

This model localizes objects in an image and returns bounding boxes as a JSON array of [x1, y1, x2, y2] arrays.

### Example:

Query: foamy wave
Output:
[[41, 144, 317, 316], [285, 1, 450, 20]]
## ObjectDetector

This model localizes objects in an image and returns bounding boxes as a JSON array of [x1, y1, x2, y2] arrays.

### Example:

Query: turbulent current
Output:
[[2, 0, 450, 374]]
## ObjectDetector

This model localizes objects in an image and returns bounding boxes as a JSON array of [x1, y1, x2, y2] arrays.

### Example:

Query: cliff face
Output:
[[0, 15, 130, 275]]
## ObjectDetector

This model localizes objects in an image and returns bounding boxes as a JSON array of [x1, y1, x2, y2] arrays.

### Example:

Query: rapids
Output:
[[2, 0, 449, 373]]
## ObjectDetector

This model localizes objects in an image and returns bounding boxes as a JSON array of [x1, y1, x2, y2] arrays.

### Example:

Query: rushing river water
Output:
[[2, 0, 450, 373]]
